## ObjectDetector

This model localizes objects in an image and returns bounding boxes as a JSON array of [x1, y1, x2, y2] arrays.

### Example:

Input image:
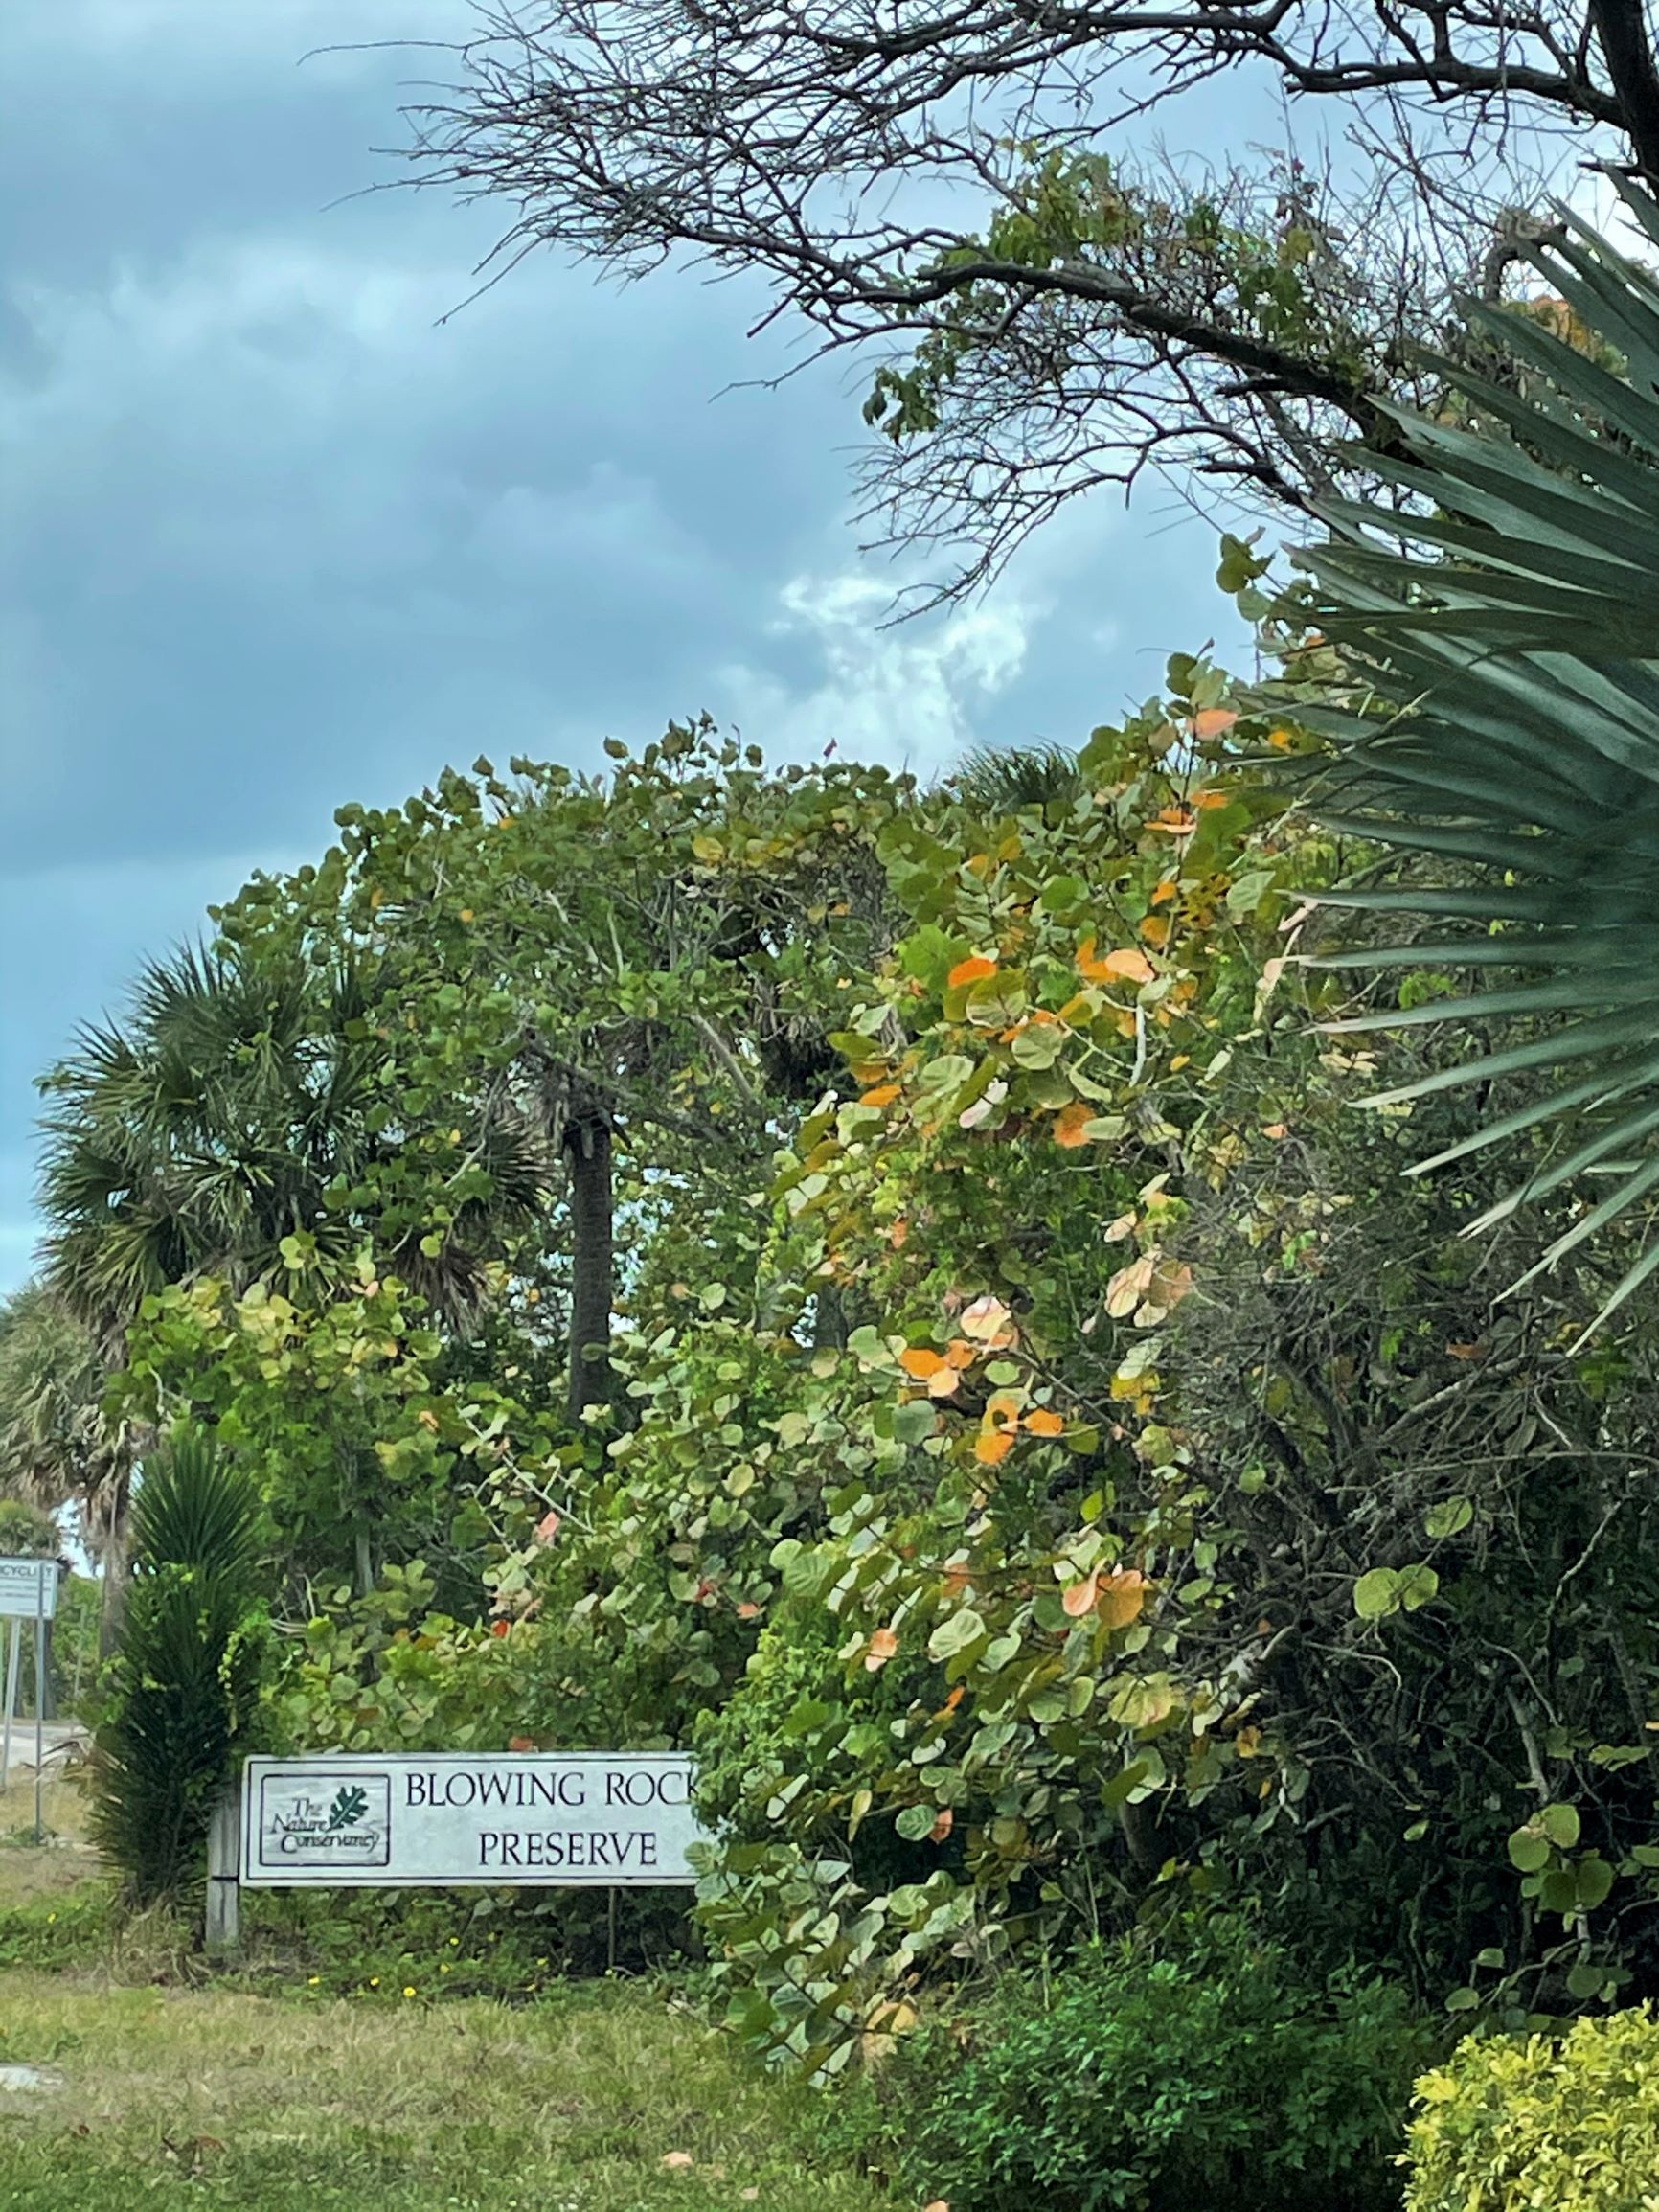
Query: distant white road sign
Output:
[[0, 1560, 58, 1621], [239, 1753, 708, 1886]]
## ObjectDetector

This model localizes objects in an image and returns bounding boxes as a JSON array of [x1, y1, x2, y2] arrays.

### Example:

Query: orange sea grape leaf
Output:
[[1054, 1102, 1095, 1148], [1099, 1569, 1149, 1630], [899, 1347, 946, 1380], [1026, 1407, 1065, 1437], [948, 955, 998, 988], [865, 1627, 899, 1671], [1062, 1572, 1101, 1618]]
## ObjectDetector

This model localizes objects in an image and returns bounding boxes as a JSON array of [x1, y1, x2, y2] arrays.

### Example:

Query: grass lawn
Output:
[[0, 1973, 889, 2210], [0, 1774, 889, 2212]]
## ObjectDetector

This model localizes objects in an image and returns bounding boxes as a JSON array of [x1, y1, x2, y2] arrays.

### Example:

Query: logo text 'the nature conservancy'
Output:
[[260, 1774, 391, 1863]]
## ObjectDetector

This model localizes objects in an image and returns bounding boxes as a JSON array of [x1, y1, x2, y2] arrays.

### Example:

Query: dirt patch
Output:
[[0, 1774, 100, 1904]]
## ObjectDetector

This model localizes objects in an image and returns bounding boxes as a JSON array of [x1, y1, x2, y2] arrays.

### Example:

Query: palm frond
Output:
[[954, 743, 1084, 814], [1297, 180, 1659, 1334]]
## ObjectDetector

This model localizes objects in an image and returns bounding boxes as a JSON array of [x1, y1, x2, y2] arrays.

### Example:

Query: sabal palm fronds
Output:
[[954, 743, 1084, 815], [0, 1283, 132, 1574], [39, 943, 547, 1336], [1296, 181, 1659, 1332]]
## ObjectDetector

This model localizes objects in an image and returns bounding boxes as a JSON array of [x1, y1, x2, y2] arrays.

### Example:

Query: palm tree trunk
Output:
[[565, 1113, 614, 1419], [95, 1455, 135, 1658], [99, 1519, 129, 1658]]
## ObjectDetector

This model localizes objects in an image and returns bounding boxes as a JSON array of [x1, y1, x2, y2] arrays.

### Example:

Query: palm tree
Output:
[[39, 943, 545, 1334], [1286, 181, 1659, 1335], [0, 1284, 133, 1652], [34, 942, 548, 1605]]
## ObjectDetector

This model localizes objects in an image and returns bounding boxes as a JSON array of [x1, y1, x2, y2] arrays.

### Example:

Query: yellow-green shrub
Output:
[[1403, 2007, 1659, 2212]]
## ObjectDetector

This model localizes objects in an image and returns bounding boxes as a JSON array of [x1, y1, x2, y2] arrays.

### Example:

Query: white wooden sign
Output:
[[0, 1559, 57, 1621], [239, 1753, 707, 1887]]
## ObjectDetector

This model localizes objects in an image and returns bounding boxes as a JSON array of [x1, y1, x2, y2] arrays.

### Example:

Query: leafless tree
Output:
[[383, 0, 1652, 594]]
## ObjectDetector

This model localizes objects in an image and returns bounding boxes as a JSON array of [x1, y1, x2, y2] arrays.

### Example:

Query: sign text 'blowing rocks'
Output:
[[240, 1753, 706, 1886]]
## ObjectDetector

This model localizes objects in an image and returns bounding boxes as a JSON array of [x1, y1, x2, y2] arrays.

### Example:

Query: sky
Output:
[[0, 0, 1256, 1295]]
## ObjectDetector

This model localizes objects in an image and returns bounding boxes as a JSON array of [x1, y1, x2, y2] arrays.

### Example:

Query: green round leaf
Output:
[[1577, 1856, 1616, 1911], [1508, 1827, 1550, 1873], [1542, 1803, 1581, 1850], [1397, 1562, 1440, 1612], [1353, 1568, 1400, 1620]]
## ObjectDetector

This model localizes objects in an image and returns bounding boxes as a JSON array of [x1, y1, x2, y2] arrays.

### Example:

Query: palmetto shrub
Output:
[[91, 1427, 264, 1903]]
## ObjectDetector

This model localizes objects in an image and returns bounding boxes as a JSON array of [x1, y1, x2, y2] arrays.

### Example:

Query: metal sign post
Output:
[[0, 1560, 61, 1824], [0, 1618, 18, 1794], [33, 1561, 46, 1842]]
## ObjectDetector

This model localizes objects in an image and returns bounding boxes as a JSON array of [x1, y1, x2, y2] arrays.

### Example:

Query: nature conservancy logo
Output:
[[256, 1771, 391, 1871]]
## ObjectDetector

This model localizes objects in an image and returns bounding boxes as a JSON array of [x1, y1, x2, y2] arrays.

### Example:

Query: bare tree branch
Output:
[[377, 0, 1652, 592]]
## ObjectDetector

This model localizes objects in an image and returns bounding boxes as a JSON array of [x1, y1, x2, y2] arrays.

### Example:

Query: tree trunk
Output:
[[97, 1474, 131, 1659], [98, 1523, 128, 1658], [812, 1284, 848, 1351], [565, 1113, 615, 1420]]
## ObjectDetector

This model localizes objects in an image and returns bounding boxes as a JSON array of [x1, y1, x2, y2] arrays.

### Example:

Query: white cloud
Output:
[[715, 567, 1041, 777]]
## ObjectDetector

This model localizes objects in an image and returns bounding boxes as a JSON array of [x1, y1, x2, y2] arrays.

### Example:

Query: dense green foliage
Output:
[[1403, 2008, 1659, 2211], [30, 200, 1659, 2208], [91, 1430, 264, 1900], [829, 1921, 1435, 2211]]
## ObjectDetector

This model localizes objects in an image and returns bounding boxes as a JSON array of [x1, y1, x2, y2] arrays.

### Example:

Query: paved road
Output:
[[0, 1722, 87, 1775]]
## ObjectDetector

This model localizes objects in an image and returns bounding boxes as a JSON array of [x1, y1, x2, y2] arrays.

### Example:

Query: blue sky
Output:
[[0, 0, 1254, 1292]]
